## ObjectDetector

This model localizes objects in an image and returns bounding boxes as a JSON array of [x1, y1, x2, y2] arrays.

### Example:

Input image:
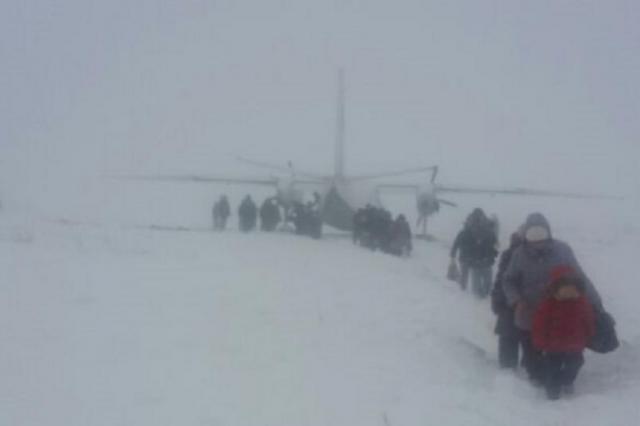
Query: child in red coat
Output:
[[532, 265, 596, 400]]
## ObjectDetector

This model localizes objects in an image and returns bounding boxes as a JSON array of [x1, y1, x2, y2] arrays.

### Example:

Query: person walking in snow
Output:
[[389, 214, 413, 257], [212, 201, 220, 230], [260, 197, 281, 232], [502, 213, 602, 384], [352, 208, 367, 245], [212, 195, 231, 231], [238, 195, 257, 232], [450, 208, 498, 298], [491, 229, 524, 369], [488, 213, 500, 244], [307, 201, 323, 239], [532, 265, 595, 400]]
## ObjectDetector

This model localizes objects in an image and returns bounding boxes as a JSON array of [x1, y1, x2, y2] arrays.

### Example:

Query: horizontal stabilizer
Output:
[[236, 157, 325, 181]]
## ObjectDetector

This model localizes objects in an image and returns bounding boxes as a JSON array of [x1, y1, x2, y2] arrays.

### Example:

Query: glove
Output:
[[514, 301, 526, 316]]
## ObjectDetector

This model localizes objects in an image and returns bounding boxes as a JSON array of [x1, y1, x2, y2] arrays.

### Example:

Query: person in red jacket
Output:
[[532, 265, 596, 400]]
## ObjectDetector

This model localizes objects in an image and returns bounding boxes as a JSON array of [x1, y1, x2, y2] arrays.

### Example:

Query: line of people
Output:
[[212, 194, 321, 238], [219, 197, 617, 400], [451, 210, 618, 400], [289, 198, 323, 239], [212, 195, 281, 233], [352, 205, 412, 257]]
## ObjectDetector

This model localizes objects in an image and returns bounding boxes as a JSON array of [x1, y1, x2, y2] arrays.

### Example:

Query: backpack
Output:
[[587, 310, 619, 354]]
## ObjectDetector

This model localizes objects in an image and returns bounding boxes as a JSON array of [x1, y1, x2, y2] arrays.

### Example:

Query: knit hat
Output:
[[548, 265, 583, 298], [550, 264, 575, 282]]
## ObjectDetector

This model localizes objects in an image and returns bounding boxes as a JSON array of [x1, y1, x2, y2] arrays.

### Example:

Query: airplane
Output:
[[116, 70, 617, 236]]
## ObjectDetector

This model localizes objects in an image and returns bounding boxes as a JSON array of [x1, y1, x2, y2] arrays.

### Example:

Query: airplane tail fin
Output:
[[335, 69, 346, 179]]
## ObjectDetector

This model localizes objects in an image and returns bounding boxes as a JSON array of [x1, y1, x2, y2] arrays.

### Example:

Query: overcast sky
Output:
[[1, 0, 639, 213]]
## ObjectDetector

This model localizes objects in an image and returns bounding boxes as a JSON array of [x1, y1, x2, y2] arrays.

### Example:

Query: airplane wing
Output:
[[375, 183, 458, 207], [110, 174, 325, 187], [111, 174, 278, 186], [349, 166, 438, 182], [435, 184, 621, 200], [375, 183, 419, 192], [373, 181, 619, 200]]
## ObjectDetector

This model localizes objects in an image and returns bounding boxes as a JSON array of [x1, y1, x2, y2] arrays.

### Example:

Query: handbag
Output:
[[447, 260, 460, 282], [587, 309, 619, 354]]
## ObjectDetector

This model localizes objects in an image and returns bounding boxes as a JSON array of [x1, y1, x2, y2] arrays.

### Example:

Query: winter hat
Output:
[[523, 212, 552, 242], [549, 265, 583, 298], [550, 264, 575, 282], [466, 208, 486, 226], [471, 208, 485, 219]]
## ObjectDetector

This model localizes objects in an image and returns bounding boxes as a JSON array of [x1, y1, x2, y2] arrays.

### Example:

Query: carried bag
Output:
[[587, 309, 619, 354], [447, 260, 460, 282]]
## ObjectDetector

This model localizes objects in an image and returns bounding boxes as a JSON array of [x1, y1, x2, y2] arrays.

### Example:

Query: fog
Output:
[[1, 0, 639, 221], [3, 3, 640, 424]]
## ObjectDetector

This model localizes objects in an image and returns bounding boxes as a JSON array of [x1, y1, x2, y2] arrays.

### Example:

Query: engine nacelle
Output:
[[276, 178, 304, 208], [416, 186, 440, 218]]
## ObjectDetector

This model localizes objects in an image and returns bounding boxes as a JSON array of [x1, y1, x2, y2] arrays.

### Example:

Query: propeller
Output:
[[437, 198, 457, 207]]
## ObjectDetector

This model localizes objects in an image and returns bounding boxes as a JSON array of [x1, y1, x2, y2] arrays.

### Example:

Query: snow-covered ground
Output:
[[1, 200, 639, 426]]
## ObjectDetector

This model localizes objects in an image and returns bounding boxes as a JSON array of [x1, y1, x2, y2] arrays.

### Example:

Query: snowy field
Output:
[[3, 1, 639, 425], [1, 195, 640, 426]]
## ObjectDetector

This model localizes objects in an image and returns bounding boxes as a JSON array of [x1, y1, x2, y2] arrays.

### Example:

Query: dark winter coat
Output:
[[352, 209, 367, 242], [532, 284, 595, 353], [238, 198, 257, 230], [260, 200, 281, 231], [451, 225, 497, 267], [491, 238, 521, 337], [218, 198, 230, 218], [389, 217, 412, 255]]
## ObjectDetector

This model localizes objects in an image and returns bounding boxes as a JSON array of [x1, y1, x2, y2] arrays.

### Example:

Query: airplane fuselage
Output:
[[318, 179, 382, 231]]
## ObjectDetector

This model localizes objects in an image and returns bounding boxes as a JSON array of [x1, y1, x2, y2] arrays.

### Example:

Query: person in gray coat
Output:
[[502, 212, 602, 383]]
